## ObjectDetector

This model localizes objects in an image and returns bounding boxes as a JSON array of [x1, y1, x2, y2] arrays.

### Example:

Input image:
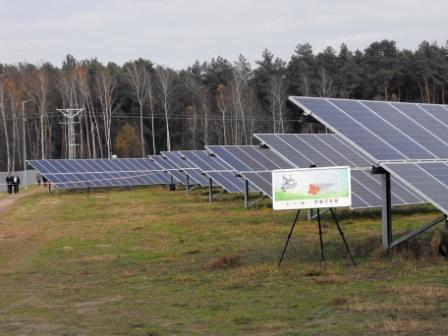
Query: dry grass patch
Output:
[[208, 254, 242, 270], [78, 254, 120, 262], [382, 284, 448, 303], [348, 283, 448, 317], [219, 263, 276, 288], [368, 318, 434, 335]]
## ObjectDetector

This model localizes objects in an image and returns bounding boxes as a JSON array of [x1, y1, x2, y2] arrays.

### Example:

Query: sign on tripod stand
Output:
[[272, 166, 351, 210]]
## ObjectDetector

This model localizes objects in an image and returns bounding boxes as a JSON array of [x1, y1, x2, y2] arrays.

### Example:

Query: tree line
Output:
[[1, 39, 447, 171]]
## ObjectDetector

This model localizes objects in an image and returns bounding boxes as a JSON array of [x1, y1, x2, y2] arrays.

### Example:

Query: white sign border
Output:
[[272, 166, 352, 210]]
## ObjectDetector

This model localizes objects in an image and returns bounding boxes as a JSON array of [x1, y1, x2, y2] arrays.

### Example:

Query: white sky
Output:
[[0, 0, 446, 69]]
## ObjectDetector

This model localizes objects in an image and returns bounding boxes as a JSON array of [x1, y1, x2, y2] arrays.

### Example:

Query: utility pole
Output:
[[22, 99, 31, 189], [57, 108, 84, 159]]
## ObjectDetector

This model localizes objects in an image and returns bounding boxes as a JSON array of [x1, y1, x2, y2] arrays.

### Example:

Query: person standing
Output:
[[5, 175, 12, 194], [36, 172, 42, 186], [16, 175, 21, 193], [13, 175, 20, 194]]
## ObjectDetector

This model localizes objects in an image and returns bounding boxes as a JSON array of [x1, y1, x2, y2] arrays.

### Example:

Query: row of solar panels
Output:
[[290, 97, 448, 215], [28, 133, 427, 210]]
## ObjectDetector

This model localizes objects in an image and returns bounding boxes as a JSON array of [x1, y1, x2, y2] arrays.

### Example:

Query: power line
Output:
[[2, 113, 303, 122]]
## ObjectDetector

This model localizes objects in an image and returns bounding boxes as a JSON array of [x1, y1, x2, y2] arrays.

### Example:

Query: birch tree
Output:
[[155, 66, 176, 151], [25, 65, 50, 159], [216, 84, 228, 145], [0, 81, 11, 172], [124, 60, 150, 156], [76, 65, 103, 158], [95, 68, 116, 158], [147, 73, 157, 154]]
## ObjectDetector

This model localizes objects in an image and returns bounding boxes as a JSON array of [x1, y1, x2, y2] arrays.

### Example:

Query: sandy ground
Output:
[[0, 187, 42, 213]]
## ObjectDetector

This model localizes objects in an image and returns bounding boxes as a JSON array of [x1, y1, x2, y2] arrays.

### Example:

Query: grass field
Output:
[[0, 187, 447, 335]]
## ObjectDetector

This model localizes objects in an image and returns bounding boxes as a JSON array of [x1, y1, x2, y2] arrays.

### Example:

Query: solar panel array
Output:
[[290, 97, 448, 161], [206, 145, 294, 197], [28, 158, 171, 189], [161, 151, 209, 187], [28, 96, 448, 217], [381, 162, 448, 214], [253, 134, 424, 209], [178, 150, 252, 193], [149, 155, 185, 184], [289, 97, 448, 214]]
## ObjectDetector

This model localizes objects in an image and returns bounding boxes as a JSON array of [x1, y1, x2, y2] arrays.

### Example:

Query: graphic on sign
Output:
[[272, 166, 351, 210]]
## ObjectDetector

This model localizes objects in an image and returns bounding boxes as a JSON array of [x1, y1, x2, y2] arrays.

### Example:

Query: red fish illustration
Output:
[[308, 183, 320, 195]]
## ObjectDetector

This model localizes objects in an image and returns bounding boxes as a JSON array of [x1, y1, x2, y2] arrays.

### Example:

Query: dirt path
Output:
[[0, 187, 43, 213]]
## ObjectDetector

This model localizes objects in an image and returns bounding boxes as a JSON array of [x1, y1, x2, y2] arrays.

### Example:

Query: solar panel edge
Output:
[[380, 162, 448, 214], [288, 97, 387, 164]]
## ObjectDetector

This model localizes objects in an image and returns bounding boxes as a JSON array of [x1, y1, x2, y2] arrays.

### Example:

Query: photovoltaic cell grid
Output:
[[288, 97, 448, 213], [178, 150, 252, 193], [382, 161, 448, 214], [206, 145, 294, 197], [161, 151, 209, 187], [253, 134, 425, 208], [28, 158, 171, 189], [290, 97, 448, 161], [149, 155, 185, 184]]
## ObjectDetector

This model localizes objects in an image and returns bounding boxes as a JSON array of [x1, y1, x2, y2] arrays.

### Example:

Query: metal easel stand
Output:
[[278, 208, 356, 266]]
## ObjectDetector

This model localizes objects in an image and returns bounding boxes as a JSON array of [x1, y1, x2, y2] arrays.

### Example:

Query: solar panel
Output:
[[206, 146, 253, 172], [290, 97, 448, 161], [161, 151, 209, 187], [149, 155, 185, 184], [179, 150, 231, 171], [239, 171, 272, 197], [28, 158, 171, 189], [178, 150, 257, 193], [206, 171, 248, 193], [381, 161, 448, 214], [253, 134, 425, 209], [206, 145, 294, 197]]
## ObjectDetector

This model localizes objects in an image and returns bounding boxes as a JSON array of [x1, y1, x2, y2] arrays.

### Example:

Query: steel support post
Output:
[[244, 179, 249, 208], [185, 174, 190, 195], [208, 178, 213, 203], [381, 171, 392, 250]]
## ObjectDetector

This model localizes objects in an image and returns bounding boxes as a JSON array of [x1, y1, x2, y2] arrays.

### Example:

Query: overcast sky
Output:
[[1, 0, 446, 69]]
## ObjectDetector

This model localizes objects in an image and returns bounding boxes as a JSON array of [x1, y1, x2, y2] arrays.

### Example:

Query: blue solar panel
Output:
[[206, 171, 247, 193], [291, 97, 448, 161], [240, 172, 272, 197], [290, 98, 408, 161], [393, 103, 448, 144], [161, 151, 209, 187], [252, 133, 425, 208], [28, 158, 171, 189], [179, 150, 230, 171], [206, 145, 293, 197], [381, 161, 448, 214], [149, 155, 185, 184], [206, 146, 252, 171], [179, 150, 254, 193]]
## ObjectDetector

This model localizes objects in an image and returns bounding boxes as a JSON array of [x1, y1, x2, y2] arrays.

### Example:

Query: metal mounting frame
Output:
[[372, 166, 446, 250], [208, 178, 226, 202]]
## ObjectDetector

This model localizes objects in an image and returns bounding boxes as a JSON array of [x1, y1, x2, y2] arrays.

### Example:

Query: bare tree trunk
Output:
[[155, 66, 176, 152], [0, 84, 11, 172], [125, 62, 150, 156], [216, 84, 227, 145], [95, 69, 116, 158], [138, 100, 145, 156]]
